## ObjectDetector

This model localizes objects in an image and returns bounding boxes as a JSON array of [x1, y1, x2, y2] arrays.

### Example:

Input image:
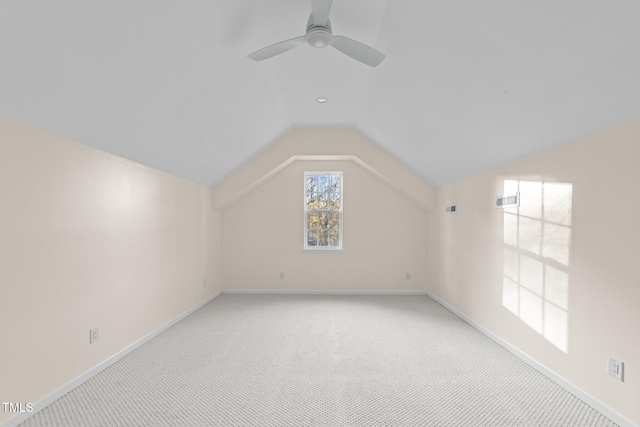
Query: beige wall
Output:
[[427, 117, 640, 424], [0, 117, 221, 424], [219, 129, 433, 291], [3, 115, 637, 425], [213, 128, 436, 212]]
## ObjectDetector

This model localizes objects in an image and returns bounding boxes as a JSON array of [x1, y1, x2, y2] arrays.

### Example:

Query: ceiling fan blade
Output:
[[330, 35, 386, 67], [310, 0, 333, 26], [248, 36, 306, 62]]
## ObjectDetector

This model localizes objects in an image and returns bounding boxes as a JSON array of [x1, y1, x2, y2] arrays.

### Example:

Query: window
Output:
[[304, 172, 343, 250]]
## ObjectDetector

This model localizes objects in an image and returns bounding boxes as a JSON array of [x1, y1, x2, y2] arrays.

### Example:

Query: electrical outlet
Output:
[[202, 279, 207, 288], [279, 272, 285, 280], [89, 327, 100, 344], [406, 272, 411, 280], [608, 356, 624, 382]]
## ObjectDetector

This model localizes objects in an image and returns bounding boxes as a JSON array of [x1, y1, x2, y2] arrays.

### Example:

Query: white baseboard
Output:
[[1, 291, 221, 427], [424, 290, 637, 427], [222, 289, 429, 295]]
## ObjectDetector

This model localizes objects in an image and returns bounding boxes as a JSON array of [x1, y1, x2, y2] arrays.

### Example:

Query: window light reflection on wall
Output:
[[501, 179, 573, 353]]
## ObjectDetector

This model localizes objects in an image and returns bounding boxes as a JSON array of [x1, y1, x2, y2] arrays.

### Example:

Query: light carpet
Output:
[[21, 295, 617, 426]]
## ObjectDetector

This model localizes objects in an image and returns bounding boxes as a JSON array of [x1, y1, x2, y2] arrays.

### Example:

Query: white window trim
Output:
[[303, 171, 343, 251]]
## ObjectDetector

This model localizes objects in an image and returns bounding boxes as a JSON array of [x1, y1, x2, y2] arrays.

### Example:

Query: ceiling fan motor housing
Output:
[[306, 16, 332, 48]]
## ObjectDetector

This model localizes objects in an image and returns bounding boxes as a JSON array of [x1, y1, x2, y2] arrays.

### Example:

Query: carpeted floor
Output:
[[21, 294, 617, 426]]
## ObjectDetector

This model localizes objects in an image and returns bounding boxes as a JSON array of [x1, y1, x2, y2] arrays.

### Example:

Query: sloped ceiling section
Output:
[[358, 1, 640, 186], [2, 1, 640, 188]]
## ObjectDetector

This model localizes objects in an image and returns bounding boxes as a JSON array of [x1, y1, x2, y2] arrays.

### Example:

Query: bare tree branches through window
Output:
[[304, 172, 343, 249]]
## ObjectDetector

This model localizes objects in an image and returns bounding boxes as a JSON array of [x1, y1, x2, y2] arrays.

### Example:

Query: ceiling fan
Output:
[[247, 0, 386, 67]]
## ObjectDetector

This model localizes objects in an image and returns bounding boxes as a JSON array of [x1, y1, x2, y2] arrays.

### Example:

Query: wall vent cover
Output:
[[496, 192, 519, 208], [445, 205, 457, 214]]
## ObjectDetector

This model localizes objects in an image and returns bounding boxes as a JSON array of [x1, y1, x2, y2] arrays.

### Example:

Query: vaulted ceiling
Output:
[[2, 1, 639, 187]]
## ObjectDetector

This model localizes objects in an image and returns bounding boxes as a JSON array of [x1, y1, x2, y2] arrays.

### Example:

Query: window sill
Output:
[[303, 246, 343, 252]]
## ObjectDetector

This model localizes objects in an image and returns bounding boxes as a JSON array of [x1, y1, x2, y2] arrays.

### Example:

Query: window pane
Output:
[[318, 226, 328, 246], [307, 228, 318, 246], [328, 212, 340, 231], [307, 212, 319, 229], [329, 229, 340, 246], [319, 195, 329, 209], [317, 175, 329, 209], [306, 176, 317, 207], [318, 175, 328, 193], [316, 212, 328, 229], [329, 175, 341, 209]]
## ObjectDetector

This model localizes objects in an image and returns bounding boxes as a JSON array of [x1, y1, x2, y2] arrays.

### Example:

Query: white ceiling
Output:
[[2, 1, 640, 187]]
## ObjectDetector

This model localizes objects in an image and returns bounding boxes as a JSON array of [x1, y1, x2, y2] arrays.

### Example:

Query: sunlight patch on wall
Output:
[[501, 180, 573, 353]]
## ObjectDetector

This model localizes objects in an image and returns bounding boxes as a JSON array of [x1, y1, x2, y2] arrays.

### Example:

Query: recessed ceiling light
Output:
[[316, 97, 328, 104]]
